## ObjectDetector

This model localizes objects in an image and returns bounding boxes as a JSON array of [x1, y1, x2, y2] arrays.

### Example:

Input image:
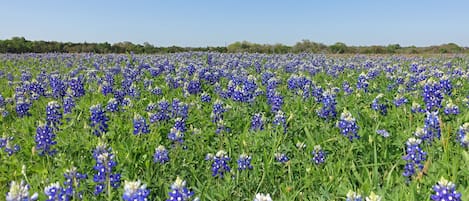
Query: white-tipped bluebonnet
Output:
[[311, 145, 326, 165], [106, 98, 119, 112], [422, 111, 441, 142], [376, 129, 390, 138], [133, 114, 150, 135], [122, 180, 150, 201], [273, 110, 287, 133], [337, 110, 360, 141], [356, 73, 369, 93], [342, 81, 354, 95], [371, 94, 387, 115], [6, 180, 38, 201], [211, 99, 226, 123], [46, 101, 62, 130], [89, 104, 109, 137], [317, 90, 337, 119], [151, 86, 163, 95], [457, 123, 469, 147], [274, 153, 289, 163], [68, 76, 85, 98], [15, 95, 31, 118], [430, 178, 461, 201], [443, 101, 459, 115], [154, 145, 170, 164], [44, 182, 66, 201], [35, 124, 57, 156], [167, 176, 195, 201], [402, 137, 426, 180], [254, 193, 273, 201], [346, 190, 362, 201], [0, 136, 20, 156], [422, 79, 443, 111], [439, 76, 452, 96], [251, 113, 265, 131], [267, 91, 283, 113], [393, 95, 408, 107], [201, 92, 211, 103], [101, 81, 113, 96], [168, 127, 184, 144], [63, 167, 87, 200], [237, 154, 253, 171], [211, 150, 231, 178], [93, 143, 121, 195], [49, 74, 67, 98]]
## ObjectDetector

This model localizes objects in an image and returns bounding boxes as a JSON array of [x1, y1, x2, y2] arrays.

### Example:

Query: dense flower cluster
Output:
[[210, 150, 231, 178], [92, 143, 121, 195], [6, 180, 38, 201], [122, 180, 150, 201], [371, 94, 387, 115], [402, 137, 426, 180], [458, 123, 469, 147], [250, 113, 265, 131], [63, 167, 87, 200], [430, 178, 461, 201], [422, 111, 441, 142], [46, 101, 62, 130], [422, 79, 443, 111], [0, 136, 20, 156], [317, 90, 337, 119], [167, 177, 195, 201], [89, 104, 109, 137], [35, 124, 57, 156], [237, 154, 253, 171], [337, 110, 360, 141], [274, 153, 289, 163], [443, 101, 459, 115], [311, 145, 326, 165], [133, 114, 150, 135], [154, 145, 170, 164]]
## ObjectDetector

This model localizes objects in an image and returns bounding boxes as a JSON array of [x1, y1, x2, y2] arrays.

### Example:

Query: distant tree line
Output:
[[0, 37, 468, 54]]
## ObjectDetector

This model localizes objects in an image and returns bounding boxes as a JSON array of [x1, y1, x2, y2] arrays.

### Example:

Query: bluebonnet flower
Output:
[[122, 180, 150, 201], [254, 193, 272, 201], [430, 178, 461, 201], [267, 91, 283, 113], [101, 81, 113, 96], [6, 180, 38, 201], [251, 113, 265, 131], [128, 84, 140, 98], [376, 129, 390, 138], [356, 73, 369, 92], [317, 90, 337, 119], [0, 136, 20, 156], [342, 81, 354, 95], [393, 95, 408, 107], [154, 145, 170, 164], [151, 86, 163, 95], [106, 98, 119, 112], [63, 96, 75, 115], [443, 101, 459, 115], [146, 102, 157, 112], [337, 109, 360, 141], [35, 124, 57, 156], [273, 110, 287, 133], [211, 99, 226, 123], [371, 94, 388, 115], [365, 192, 381, 201], [457, 123, 469, 147], [90, 104, 109, 137], [133, 114, 150, 135], [63, 167, 87, 200], [237, 154, 253, 171], [122, 97, 132, 108], [201, 92, 211, 103], [422, 111, 441, 142], [174, 117, 186, 132], [402, 137, 426, 180], [93, 143, 121, 195], [186, 79, 202, 95], [46, 101, 62, 130], [44, 182, 65, 201], [422, 79, 443, 111], [311, 145, 326, 165], [68, 76, 85, 98], [168, 127, 184, 144], [411, 102, 425, 113], [439, 76, 452, 96], [15, 95, 31, 117], [149, 99, 171, 123], [274, 153, 289, 163], [211, 150, 231, 178], [49, 74, 67, 98], [346, 190, 362, 201], [167, 176, 195, 201]]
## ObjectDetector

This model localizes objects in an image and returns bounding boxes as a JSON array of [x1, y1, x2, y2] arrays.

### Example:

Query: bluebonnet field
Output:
[[0, 52, 468, 201]]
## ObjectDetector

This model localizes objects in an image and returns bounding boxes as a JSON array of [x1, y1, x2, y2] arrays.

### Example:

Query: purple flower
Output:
[[250, 113, 265, 131], [6, 180, 38, 201], [123, 180, 150, 201], [63, 167, 87, 200], [46, 101, 62, 130], [337, 110, 360, 141], [106, 98, 119, 112], [275, 153, 289, 163], [211, 150, 231, 178], [90, 104, 109, 137], [93, 143, 121, 195], [317, 90, 337, 119], [35, 124, 57, 156], [311, 145, 326, 165], [237, 154, 253, 171], [167, 177, 195, 201], [443, 101, 459, 115], [402, 137, 426, 180], [430, 178, 461, 201], [154, 145, 169, 164], [0, 136, 20, 156], [376, 129, 390, 138], [457, 123, 469, 147], [422, 79, 443, 111], [44, 182, 66, 201], [422, 111, 441, 142], [63, 96, 75, 114], [133, 114, 150, 135]]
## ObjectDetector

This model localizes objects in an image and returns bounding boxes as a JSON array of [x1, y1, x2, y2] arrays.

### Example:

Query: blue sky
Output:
[[1, 0, 468, 47]]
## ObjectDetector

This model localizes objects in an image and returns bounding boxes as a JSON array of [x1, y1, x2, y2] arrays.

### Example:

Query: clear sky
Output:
[[1, 0, 468, 47]]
